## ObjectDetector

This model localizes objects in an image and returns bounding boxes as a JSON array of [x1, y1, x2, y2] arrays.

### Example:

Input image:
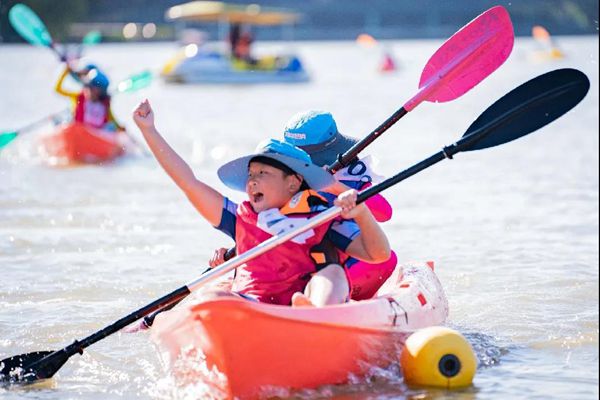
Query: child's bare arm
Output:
[[336, 189, 391, 263], [133, 99, 224, 226]]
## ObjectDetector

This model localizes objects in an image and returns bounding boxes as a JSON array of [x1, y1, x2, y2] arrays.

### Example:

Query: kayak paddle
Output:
[[8, 3, 88, 86], [328, 5, 514, 172], [9, 3, 101, 67], [68, 30, 103, 61], [0, 70, 154, 151], [0, 110, 70, 149], [82, 30, 102, 46], [8, 3, 62, 59], [138, 248, 237, 330], [116, 70, 153, 94], [193, 4, 515, 272], [0, 68, 589, 384]]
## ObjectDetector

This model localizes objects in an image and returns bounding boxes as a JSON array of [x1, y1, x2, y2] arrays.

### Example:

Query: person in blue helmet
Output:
[[54, 64, 124, 131]]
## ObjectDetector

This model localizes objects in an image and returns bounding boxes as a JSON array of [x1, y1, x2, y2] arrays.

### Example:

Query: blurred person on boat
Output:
[[133, 100, 390, 308], [54, 64, 125, 132], [210, 111, 397, 300], [228, 23, 257, 65]]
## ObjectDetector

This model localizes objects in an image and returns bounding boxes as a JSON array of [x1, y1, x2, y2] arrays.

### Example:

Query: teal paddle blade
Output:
[[0, 132, 18, 149], [116, 71, 153, 93], [8, 4, 52, 47], [82, 30, 102, 45]]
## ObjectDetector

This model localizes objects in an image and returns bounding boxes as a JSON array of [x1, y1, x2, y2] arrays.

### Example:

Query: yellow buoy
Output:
[[400, 326, 477, 389]]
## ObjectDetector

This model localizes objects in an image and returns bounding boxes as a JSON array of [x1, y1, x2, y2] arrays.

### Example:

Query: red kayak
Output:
[[40, 122, 126, 165], [151, 262, 477, 399]]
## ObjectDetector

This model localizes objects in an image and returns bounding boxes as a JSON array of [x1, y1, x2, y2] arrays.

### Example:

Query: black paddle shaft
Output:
[[140, 246, 233, 329], [355, 124, 501, 205], [0, 285, 190, 382]]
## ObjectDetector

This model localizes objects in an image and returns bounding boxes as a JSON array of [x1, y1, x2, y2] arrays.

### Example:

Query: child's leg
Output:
[[293, 264, 349, 307]]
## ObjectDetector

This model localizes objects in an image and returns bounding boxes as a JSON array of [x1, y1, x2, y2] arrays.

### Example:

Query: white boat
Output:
[[161, 47, 309, 84]]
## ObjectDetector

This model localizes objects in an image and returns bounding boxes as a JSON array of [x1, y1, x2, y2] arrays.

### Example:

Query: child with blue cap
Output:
[[283, 110, 397, 300], [133, 100, 390, 307], [283, 111, 392, 220], [55, 64, 124, 131]]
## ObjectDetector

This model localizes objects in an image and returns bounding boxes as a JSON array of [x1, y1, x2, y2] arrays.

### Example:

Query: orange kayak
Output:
[[41, 122, 125, 165], [152, 262, 450, 399]]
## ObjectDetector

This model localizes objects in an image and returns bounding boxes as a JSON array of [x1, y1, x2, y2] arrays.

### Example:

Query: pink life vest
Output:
[[74, 93, 110, 128], [231, 199, 334, 305]]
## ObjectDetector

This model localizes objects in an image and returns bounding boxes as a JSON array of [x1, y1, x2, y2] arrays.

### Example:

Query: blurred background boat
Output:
[[160, 1, 309, 84], [529, 25, 565, 62]]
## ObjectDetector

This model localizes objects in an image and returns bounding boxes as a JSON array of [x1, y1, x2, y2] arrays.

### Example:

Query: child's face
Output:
[[84, 86, 103, 101], [246, 161, 302, 213]]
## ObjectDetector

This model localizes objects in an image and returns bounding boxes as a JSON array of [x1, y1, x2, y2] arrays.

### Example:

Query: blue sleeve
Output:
[[215, 197, 237, 240], [326, 219, 361, 252]]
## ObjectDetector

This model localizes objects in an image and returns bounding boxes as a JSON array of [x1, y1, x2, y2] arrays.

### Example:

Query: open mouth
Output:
[[252, 192, 264, 203]]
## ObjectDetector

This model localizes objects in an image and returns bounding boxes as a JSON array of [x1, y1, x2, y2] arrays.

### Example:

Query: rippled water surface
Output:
[[1, 36, 598, 399]]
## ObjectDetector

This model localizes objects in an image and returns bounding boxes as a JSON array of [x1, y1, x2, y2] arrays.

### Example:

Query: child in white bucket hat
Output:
[[133, 100, 390, 307], [211, 110, 397, 300]]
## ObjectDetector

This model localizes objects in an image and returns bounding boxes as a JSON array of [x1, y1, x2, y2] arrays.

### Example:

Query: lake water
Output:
[[0, 36, 598, 399]]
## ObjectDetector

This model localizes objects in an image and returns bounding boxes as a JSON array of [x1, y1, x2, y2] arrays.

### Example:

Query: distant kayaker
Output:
[[228, 23, 256, 65], [133, 100, 391, 307], [54, 65, 124, 131], [210, 111, 397, 300], [379, 51, 397, 73], [285, 110, 397, 299]]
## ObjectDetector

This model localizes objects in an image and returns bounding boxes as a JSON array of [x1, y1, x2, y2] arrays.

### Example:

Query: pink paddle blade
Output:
[[404, 6, 514, 111]]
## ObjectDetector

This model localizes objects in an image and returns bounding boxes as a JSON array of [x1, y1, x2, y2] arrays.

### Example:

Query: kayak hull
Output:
[[161, 298, 403, 398], [152, 262, 448, 399], [41, 122, 125, 165]]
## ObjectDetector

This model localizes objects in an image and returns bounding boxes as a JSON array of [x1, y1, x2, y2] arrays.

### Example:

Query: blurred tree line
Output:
[[1, 0, 598, 43], [0, 0, 88, 42]]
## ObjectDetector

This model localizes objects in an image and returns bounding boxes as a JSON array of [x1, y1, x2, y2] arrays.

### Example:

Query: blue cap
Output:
[[84, 69, 109, 92], [283, 111, 338, 147], [218, 139, 334, 192], [282, 110, 358, 167]]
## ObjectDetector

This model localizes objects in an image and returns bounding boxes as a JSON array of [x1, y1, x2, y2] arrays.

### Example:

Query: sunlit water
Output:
[[0, 36, 598, 399]]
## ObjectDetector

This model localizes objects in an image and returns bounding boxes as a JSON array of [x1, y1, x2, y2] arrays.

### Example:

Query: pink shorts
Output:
[[347, 251, 397, 300]]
